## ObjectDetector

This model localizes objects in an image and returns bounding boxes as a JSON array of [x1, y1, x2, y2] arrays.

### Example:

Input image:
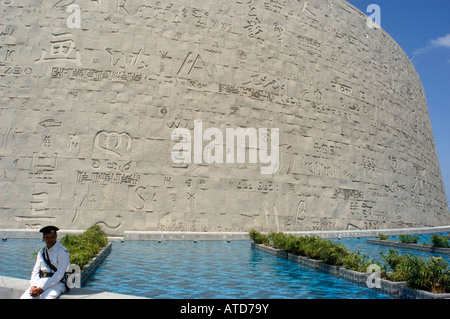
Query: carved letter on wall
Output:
[[94, 131, 132, 157]]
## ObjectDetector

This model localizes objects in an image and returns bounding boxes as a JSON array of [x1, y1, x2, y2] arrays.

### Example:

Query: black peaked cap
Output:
[[39, 225, 59, 234]]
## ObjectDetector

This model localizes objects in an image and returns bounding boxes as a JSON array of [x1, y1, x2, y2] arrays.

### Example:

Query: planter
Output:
[[318, 262, 341, 276], [338, 267, 368, 285], [287, 252, 301, 263], [338, 268, 407, 298], [301, 257, 322, 269], [378, 279, 407, 297], [367, 239, 450, 255], [276, 250, 288, 259], [285, 253, 320, 269], [80, 242, 112, 287], [251, 239, 450, 299], [252, 243, 289, 259], [253, 243, 323, 269], [251, 242, 424, 298], [399, 286, 450, 299]]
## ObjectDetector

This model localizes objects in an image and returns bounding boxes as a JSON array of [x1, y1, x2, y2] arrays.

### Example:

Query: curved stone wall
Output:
[[0, 0, 448, 234]]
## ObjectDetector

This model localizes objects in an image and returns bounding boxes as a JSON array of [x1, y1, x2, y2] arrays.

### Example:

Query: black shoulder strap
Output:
[[42, 248, 58, 272]]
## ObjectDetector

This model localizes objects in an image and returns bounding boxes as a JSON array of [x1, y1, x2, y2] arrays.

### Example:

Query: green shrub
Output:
[[381, 249, 417, 282], [377, 233, 389, 240], [60, 225, 109, 268], [430, 234, 450, 248], [249, 229, 261, 243], [380, 249, 450, 292], [414, 257, 450, 294], [398, 234, 418, 244], [343, 250, 374, 272], [250, 231, 350, 266], [381, 249, 403, 272], [301, 236, 322, 260], [249, 229, 270, 246], [268, 232, 287, 249], [249, 230, 450, 294], [267, 232, 300, 254], [315, 239, 349, 266]]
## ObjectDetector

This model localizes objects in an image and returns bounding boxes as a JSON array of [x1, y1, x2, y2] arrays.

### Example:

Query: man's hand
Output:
[[30, 286, 44, 297]]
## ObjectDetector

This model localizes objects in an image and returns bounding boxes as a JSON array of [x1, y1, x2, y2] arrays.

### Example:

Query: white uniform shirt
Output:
[[30, 241, 70, 291]]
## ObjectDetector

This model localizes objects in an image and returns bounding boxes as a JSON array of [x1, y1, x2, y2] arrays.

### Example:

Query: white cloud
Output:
[[412, 33, 450, 61], [431, 34, 450, 48]]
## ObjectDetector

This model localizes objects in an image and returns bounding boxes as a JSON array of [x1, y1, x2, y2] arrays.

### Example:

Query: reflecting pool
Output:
[[330, 233, 450, 263], [0, 238, 44, 280], [83, 240, 390, 299], [2, 233, 448, 299]]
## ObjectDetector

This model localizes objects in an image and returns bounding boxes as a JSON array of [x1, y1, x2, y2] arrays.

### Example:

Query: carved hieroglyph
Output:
[[1, 0, 449, 234]]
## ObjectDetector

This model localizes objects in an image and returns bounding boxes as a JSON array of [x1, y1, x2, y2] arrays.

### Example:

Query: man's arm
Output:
[[29, 249, 42, 287]]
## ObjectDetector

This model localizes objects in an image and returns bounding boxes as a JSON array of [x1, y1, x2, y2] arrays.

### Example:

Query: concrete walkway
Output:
[[123, 225, 450, 240], [2, 225, 449, 240], [0, 275, 147, 299]]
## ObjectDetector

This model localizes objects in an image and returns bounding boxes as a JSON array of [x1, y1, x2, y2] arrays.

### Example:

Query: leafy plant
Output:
[[416, 257, 450, 293], [380, 249, 450, 292], [381, 250, 418, 282], [250, 231, 351, 266], [248, 229, 261, 243], [343, 250, 374, 272], [249, 230, 450, 294], [316, 240, 349, 266], [377, 233, 389, 240], [430, 234, 450, 248], [381, 249, 402, 271], [249, 229, 270, 246], [300, 236, 323, 260], [60, 225, 109, 268], [398, 234, 418, 244]]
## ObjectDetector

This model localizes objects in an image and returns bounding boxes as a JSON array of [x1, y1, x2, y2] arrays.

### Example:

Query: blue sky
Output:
[[347, 0, 450, 207]]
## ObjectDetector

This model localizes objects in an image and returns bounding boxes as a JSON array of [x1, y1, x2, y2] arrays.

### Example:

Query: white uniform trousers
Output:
[[20, 282, 66, 299]]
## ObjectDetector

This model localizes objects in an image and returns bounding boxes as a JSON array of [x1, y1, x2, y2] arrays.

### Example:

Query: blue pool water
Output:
[[0, 238, 44, 280], [83, 240, 391, 299], [1, 233, 448, 299], [330, 233, 450, 264]]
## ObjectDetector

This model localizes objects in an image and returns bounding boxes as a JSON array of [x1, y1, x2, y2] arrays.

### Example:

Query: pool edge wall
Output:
[[1, 226, 449, 240]]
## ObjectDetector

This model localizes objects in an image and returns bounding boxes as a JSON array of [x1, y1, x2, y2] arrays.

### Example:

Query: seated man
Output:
[[20, 226, 70, 299]]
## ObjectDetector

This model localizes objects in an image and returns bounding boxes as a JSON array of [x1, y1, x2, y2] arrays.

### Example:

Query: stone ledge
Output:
[[60, 287, 147, 299], [378, 279, 407, 297], [318, 262, 340, 276], [339, 268, 368, 285], [124, 231, 249, 241], [0, 276, 29, 299], [287, 253, 322, 269], [0, 275, 146, 299], [399, 286, 450, 300], [285, 226, 450, 239], [367, 238, 450, 255], [2, 226, 449, 241]]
